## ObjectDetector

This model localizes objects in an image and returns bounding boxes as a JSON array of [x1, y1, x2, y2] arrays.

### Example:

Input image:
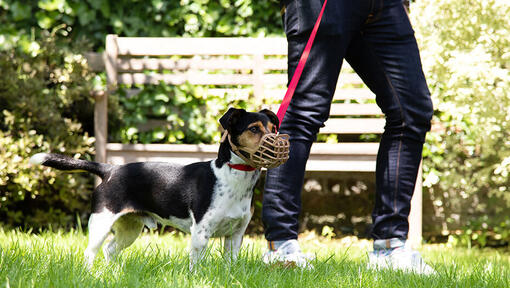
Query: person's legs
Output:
[[344, 0, 433, 241], [262, 0, 354, 249], [344, 0, 434, 274], [263, 33, 347, 243], [263, 140, 311, 242]]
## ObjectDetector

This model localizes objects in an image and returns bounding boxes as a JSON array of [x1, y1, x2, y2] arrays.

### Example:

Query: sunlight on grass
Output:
[[0, 229, 508, 287]]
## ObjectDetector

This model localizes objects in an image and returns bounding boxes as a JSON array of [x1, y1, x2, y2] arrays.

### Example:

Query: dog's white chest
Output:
[[211, 196, 252, 237], [208, 180, 253, 236], [206, 162, 260, 237]]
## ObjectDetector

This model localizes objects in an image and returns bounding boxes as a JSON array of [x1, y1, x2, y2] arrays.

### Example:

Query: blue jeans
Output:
[[262, 0, 433, 241]]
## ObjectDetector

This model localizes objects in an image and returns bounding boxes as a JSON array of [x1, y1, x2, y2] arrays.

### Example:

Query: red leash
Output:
[[276, 0, 328, 127]]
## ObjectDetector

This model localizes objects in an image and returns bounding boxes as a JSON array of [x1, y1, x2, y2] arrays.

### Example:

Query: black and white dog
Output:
[[30, 108, 280, 269]]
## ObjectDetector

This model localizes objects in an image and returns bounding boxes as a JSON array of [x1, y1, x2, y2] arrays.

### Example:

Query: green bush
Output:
[[116, 83, 252, 144], [411, 0, 510, 246], [0, 0, 282, 50], [0, 31, 96, 229]]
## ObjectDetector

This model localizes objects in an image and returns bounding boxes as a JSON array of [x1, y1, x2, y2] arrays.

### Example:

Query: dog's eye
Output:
[[249, 126, 259, 133]]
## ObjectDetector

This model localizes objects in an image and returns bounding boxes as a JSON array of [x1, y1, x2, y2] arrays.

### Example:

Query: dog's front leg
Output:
[[223, 215, 251, 263], [190, 232, 209, 271], [189, 222, 215, 271]]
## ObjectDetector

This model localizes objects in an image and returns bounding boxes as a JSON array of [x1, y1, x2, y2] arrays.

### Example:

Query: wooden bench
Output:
[[87, 35, 422, 245]]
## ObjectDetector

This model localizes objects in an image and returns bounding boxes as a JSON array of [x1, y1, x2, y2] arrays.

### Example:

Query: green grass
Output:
[[0, 229, 508, 288]]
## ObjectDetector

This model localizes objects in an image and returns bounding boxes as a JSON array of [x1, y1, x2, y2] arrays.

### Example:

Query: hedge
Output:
[[412, 0, 510, 246]]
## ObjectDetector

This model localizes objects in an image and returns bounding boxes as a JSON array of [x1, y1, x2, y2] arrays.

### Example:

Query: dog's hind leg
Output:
[[84, 209, 117, 268], [103, 214, 144, 262]]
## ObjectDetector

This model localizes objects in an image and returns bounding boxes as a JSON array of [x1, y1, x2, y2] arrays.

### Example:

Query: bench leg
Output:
[[94, 92, 107, 186], [408, 160, 423, 248]]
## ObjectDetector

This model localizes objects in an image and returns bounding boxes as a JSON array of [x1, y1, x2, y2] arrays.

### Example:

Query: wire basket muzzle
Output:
[[251, 133, 290, 169]]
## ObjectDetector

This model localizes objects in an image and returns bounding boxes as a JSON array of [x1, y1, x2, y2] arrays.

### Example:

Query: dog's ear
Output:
[[219, 107, 245, 131], [259, 109, 280, 129]]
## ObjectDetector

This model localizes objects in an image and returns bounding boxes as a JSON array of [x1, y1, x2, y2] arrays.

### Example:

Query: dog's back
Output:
[[30, 153, 217, 223], [94, 161, 216, 223]]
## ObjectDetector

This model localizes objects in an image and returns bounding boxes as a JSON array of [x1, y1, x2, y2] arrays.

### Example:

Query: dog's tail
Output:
[[30, 153, 112, 179]]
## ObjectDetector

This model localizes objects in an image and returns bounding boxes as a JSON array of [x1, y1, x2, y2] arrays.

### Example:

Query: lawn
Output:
[[0, 229, 508, 288]]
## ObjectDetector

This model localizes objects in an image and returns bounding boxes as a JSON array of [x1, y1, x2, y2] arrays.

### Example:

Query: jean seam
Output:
[[394, 138, 402, 213]]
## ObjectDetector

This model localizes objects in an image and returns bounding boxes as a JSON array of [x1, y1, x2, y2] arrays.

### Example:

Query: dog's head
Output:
[[217, 108, 289, 169]]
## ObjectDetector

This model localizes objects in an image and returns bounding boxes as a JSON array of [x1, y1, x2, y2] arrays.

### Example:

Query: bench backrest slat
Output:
[[321, 118, 385, 134], [117, 71, 363, 88], [132, 117, 385, 135], [118, 73, 256, 86], [329, 103, 382, 116], [115, 37, 288, 56], [117, 58, 288, 72]]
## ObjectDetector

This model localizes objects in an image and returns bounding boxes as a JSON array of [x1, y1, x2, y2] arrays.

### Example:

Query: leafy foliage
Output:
[[0, 0, 282, 50], [0, 31, 97, 229], [117, 83, 251, 144], [411, 0, 510, 246]]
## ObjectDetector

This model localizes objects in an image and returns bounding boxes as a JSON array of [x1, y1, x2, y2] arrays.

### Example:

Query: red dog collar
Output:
[[227, 163, 257, 172]]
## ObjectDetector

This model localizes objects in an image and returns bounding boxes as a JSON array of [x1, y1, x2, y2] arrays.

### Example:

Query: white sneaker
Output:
[[368, 238, 435, 275], [262, 239, 315, 269]]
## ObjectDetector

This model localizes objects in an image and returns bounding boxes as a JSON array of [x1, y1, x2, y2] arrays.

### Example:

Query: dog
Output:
[[30, 108, 285, 269]]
